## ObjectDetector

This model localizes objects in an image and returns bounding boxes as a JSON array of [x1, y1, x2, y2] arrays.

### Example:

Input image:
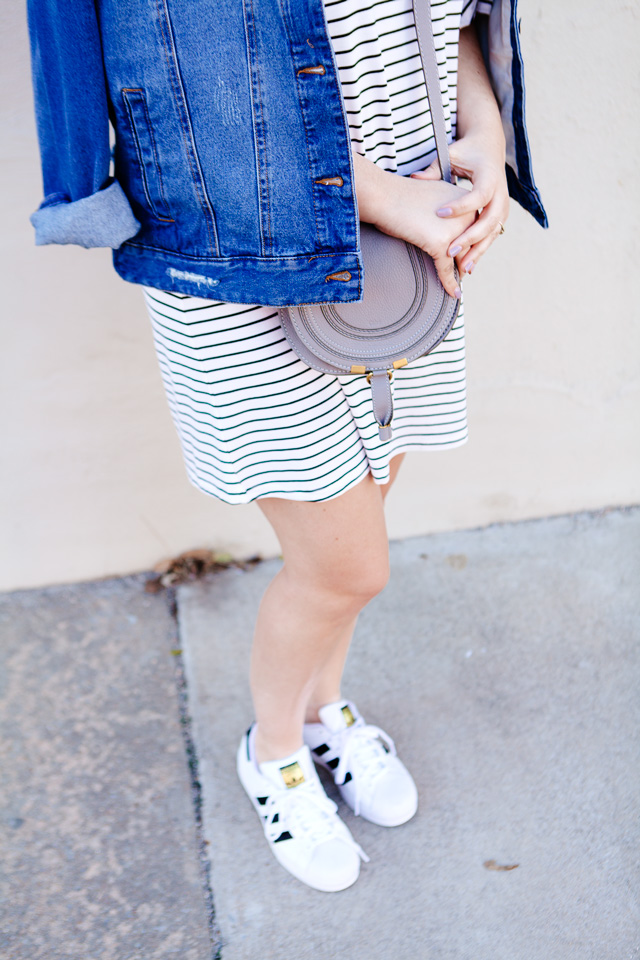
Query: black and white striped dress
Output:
[[142, 0, 487, 503]]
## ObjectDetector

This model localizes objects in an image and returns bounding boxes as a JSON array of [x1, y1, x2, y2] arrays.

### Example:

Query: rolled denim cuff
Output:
[[30, 180, 141, 249]]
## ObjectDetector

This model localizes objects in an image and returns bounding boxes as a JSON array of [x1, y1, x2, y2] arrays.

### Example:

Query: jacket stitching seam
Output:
[[154, 0, 218, 254], [131, 91, 175, 221], [121, 89, 175, 223], [248, 0, 273, 256], [240, 0, 264, 255], [123, 240, 356, 263], [242, 0, 269, 257], [314, 0, 362, 300], [278, 3, 322, 252]]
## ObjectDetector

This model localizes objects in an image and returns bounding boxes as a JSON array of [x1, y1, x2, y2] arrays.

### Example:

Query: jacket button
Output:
[[314, 176, 344, 186], [325, 270, 352, 282]]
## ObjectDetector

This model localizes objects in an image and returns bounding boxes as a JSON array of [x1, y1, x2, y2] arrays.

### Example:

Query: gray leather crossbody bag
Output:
[[278, 0, 460, 441]]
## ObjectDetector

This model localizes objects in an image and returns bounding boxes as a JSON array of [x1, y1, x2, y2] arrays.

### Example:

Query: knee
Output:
[[316, 550, 390, 609], [354, 555, 391, 602], [284, 549, 390, 612]]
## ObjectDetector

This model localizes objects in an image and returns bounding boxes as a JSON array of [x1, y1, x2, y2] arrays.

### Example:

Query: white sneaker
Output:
[[236, 725, 368, 892], [303, 700, 418, 827]]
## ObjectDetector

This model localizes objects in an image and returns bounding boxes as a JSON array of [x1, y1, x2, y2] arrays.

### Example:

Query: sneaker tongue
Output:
[[259, 744, 316, 791], [318, 700, 361, 734]]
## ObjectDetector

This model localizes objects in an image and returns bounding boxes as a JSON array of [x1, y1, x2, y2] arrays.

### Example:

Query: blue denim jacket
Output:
[[26, 0, 547, 306]]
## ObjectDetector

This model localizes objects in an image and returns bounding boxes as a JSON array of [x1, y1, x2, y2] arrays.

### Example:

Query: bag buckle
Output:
[[366, 369, 393, 385]]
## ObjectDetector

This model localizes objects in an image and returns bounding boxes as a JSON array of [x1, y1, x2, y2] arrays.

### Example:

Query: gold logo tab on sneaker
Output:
[[280, 760, 305, 789], [341, 705, 356, 727]]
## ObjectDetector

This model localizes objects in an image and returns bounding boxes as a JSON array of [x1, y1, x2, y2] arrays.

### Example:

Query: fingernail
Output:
[[466, 260, 475, 274], [437, 207, 453, 217], [449, 244, 462, 257], [454, 286, 462, 299]]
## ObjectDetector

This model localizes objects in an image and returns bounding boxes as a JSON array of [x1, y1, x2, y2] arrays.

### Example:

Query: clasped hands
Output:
[[353, 128, 510, 300]]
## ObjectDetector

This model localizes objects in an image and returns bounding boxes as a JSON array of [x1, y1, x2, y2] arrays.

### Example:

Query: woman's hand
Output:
[[407, 23, 510, 278], [352, 151, 476, 299], [409, 127, 509, 276], [351, 24, 509, 294]]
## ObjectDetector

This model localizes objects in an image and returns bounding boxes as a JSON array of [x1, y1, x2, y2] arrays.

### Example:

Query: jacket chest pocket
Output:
[[121, 88, 174, 223]]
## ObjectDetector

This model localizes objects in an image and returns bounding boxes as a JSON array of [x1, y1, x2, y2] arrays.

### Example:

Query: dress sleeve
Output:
[[26, 0, 140, 248], [460, 0, 493, 29]]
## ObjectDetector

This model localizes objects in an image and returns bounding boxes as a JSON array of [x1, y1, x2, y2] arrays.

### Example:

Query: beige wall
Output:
[[2, 1, 639, 592]]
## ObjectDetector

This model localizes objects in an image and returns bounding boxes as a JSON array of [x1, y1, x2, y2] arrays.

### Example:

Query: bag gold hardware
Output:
[[366, 370, 393, 384]]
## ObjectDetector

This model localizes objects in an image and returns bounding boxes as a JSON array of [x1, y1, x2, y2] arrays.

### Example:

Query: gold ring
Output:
[[498, 220, 505, 235]]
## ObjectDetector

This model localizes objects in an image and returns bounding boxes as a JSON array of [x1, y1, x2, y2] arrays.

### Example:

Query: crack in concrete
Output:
[[164, 586, 223, 960]]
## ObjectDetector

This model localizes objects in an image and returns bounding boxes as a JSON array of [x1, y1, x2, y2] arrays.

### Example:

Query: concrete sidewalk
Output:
[[0, 577, 213, 960], [177, 508, 640, 960], [1, 509, 639, 960]]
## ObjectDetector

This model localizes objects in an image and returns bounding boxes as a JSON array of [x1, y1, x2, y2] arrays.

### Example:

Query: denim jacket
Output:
[[26, 0, 547, 306]]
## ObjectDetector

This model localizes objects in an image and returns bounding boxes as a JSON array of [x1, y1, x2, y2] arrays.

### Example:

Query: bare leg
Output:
[[378, 451, 406, 500], [251, 454, 406, 763], [305, 453, 406, 720]]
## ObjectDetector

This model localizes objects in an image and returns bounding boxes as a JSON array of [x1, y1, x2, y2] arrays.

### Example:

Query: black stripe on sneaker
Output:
[[273, 831, 293, 843], [257, 796, 269, 805], [343, 772, 353, 783], [327, 757, 340, 770], [313, 743, 331, 756]]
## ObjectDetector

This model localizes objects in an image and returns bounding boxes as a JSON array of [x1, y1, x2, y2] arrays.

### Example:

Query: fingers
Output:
[[410, 161, 441, 181], [436, 177, 493, 220], [457, 233, 494, 276], [449, 203, 508, 260], [447, 238, 472, 268], [454, 207, 508, 275], [433, 252, 462, 300]]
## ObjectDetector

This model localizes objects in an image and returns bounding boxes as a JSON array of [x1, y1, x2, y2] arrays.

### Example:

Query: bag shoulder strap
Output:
[[411, 0, 453, 183]]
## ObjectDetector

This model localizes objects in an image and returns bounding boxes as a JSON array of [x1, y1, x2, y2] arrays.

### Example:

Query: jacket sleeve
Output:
[[26, 0, 140, 248], [465, 0, 548, 228]]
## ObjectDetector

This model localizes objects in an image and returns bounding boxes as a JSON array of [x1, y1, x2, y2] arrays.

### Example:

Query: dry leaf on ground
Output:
[[145, 550, 262, 592]]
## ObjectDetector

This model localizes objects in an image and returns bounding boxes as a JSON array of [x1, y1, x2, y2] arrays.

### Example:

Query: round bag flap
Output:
[[283, 222, 459, 371]]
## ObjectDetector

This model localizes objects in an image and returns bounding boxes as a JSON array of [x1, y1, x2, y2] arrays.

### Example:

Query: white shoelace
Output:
[[265, 779, 369, 862], [333, 723, 397, 817]]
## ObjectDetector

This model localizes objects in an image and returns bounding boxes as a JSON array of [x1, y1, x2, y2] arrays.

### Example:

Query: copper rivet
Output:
[[314, 176, 344, 187], [297, 65, 326, 75], [325, 271, 351, 282]]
